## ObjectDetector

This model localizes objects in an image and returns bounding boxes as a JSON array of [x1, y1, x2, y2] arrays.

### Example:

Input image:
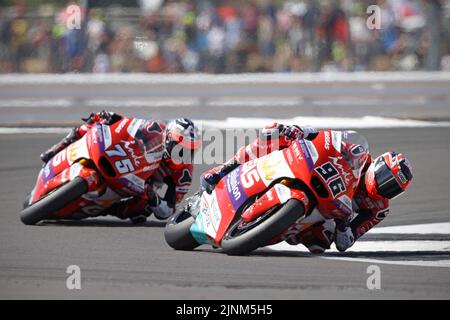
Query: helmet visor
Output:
[[374, 157, 404, 199]]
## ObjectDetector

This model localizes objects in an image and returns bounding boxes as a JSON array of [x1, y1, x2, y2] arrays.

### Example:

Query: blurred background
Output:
[[0, 0, 448, 74]]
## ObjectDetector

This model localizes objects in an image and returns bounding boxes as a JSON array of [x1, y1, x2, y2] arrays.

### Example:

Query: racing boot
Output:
[[107, 200, 149, 224], [40, 128, 79, 163]]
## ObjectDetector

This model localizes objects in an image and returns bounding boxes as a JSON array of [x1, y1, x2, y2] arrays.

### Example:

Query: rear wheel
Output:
[[221, 199, 305, 256], [20, 177, 88, 225], [164, 208, 200, 251]]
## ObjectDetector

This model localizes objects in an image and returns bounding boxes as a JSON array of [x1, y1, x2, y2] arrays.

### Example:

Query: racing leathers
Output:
[[285, 156, 390, 253], [40, 111, 193, 223], [201, 123, 389, 253]]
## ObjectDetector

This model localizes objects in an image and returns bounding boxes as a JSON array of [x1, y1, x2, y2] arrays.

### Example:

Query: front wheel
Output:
[[20, 177, 88, 225], [164, 208, 200, 251], [221, 199, 305, 256]]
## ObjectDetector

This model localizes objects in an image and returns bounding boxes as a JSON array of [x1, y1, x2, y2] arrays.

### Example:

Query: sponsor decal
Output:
[[115, 119, 129, 134], [298, 140, 314, 171], [118, 175, 144, 194], [91, 127, 98, 145], [329, 156, 352, 184], [337, 194, 353, 213], [121, 140, 145, 166], [291, 141, 303, 161], [69, 163, 83, 180], [142, 163, 160, 172], [274, 184, 291, 203], [285, 148, 294, 165], [331, 130, 342, 153], [94, 124, 105, 155], [209, 196, 222, 231], [127, 119, 144, 138], [305, 140, 319, 164], [190, 208, 210, 245], [43, 164, 50, 178], [102, 125, 112, 150], [324, 131, 331, 150], [42, 162, 56, 183], [201, 202, 212, 232], [260, 156, 282, 181], [124, 174, 145, 191], [176, 185, 189, 193], [144, 151, 163, 164], [225, 167, 247, 210], [332, 198, 353, 217]]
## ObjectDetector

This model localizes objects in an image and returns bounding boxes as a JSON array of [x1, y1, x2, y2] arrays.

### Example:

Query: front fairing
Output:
[[290, 130, 362, 219], [92, 120, 163, 196], [191, 150, 297, 246]]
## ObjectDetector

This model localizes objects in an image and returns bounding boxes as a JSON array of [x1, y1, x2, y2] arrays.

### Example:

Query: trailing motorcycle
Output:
[[20, 117, 164, 225]]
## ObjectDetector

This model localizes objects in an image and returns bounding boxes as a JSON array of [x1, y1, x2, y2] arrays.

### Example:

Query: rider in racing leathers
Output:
[[200, 123, 413, 252], [40, 111, 202, 224]]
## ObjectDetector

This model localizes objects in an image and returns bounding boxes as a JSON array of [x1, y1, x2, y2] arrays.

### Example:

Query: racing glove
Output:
[[335, 227, 355, 252], [40, 127, 79, 163], [82, 110, 122, 125], [282, 125, 318, 141], [200, 173, 221, 194], [200, 160, 239, 194]]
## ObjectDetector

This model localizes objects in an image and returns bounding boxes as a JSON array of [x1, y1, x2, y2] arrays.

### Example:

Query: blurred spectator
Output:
[[0, 0, 448, 73]]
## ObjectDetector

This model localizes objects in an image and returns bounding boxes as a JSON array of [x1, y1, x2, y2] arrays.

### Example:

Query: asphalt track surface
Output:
[[0, 127, 449, 299]]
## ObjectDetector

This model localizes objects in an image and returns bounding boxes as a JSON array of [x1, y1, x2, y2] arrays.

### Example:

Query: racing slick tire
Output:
[[221, 199, 305, 256], [164, 209, 200, 251], [20, 177, 88, 225]]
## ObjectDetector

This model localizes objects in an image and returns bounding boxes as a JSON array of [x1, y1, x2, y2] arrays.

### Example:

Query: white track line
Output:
[[269, 241, 450, 254], [321, 257, 450, 268], [268, 222, 450, 267], [200, 116, 450, 129], [269, 223, 450, 268], [268, 241, 450, 268], [0, 127, 70, 134], [370, 222, 450, 234], [1, 116, 450, 134]]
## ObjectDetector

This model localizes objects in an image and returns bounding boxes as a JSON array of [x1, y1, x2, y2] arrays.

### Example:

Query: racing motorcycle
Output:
[[20, 117, 164, 225], [164, 130, 369, 255]]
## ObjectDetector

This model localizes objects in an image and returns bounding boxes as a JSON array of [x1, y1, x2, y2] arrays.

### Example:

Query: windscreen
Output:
[[340, 130, 370, 182], [134, 120, 164, 164]]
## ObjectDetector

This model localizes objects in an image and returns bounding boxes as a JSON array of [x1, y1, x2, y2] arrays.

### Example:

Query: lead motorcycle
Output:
[[164, 130, 369, 256], [20, 117, 164, 225]]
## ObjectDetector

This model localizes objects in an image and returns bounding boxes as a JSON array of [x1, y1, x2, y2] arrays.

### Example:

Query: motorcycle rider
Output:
[[285, 149, 413, 253], [40, 111, 201, 223], [200, 123, 413, 253]]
